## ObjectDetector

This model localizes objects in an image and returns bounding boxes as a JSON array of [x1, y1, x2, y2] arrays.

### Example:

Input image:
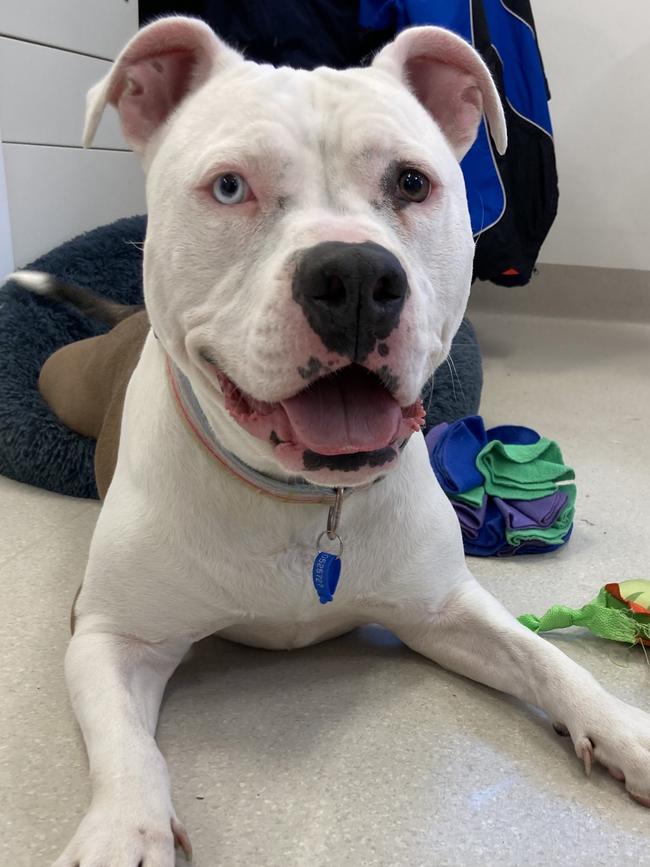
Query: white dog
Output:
[[26, 15, 650, 867]]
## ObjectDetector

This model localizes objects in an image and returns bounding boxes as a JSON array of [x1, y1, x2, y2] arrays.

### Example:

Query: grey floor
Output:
[[2, 305, 650, 866]]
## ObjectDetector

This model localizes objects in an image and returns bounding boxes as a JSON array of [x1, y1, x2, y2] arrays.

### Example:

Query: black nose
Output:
[[292, 241, 408, 362]]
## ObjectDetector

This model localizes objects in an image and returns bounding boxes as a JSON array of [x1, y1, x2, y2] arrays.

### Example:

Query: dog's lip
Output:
[[276, 435, 409, 465], [211, 362, 422, 422], [199, 347, 406, 405], [200, 353, 401, 410], [199, 356, 425, 458]]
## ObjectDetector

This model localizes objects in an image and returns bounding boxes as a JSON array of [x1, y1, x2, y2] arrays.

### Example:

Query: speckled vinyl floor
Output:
[[1, 308, 650, 866]]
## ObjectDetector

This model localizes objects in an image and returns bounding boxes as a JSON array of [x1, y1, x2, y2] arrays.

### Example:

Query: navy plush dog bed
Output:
[[0, 216, 483, 499]]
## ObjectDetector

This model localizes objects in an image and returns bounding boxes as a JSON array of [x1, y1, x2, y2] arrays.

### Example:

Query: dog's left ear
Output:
[[373, 26, 507, 160]]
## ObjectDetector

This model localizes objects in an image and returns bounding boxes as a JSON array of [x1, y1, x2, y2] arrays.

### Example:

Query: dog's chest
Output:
[[158, 487, 394, 649], [206, 537, 370, 649]]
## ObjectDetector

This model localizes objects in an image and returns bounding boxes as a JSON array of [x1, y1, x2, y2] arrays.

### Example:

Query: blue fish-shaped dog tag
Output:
[[312, 551, 341, 604]]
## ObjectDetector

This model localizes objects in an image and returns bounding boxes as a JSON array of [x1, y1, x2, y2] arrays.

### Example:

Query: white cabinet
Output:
[[0, 38, 126, 149], [0, 145, 12, 277], [0, 0, 138, 60], [0, 0, 145, 274], [3, 144, 146, 267]]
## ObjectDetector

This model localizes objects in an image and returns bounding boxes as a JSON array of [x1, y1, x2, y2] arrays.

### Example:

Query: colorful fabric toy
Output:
[[426, 416, 575, 557], [518, 581, 650, 646]]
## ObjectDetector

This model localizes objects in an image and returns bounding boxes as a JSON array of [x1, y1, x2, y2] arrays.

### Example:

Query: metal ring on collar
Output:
[[316, 531, 343, 558]]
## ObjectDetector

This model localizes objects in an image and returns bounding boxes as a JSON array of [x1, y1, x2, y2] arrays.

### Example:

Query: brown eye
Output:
[[396, 169, 430, 203]]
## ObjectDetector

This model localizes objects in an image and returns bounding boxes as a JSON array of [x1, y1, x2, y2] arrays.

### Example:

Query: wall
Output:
[[0, 0, 145, 274], [532, 1, 650, 271]]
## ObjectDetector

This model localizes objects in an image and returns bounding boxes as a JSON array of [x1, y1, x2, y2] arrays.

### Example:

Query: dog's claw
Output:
[[577, 737, 594, 776], [630, 792, 650, 808], [552, 721, 570, 737], [172, 817, 193, 862], [608, 766, 625, 782]]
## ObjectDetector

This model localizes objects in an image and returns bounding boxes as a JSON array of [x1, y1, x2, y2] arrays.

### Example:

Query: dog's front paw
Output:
[[51, 801, 192, 867], [559, 694, 650, 805]]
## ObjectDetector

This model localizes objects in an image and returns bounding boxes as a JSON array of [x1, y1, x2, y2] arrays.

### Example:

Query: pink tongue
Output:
[[280, 367, 401, 455]]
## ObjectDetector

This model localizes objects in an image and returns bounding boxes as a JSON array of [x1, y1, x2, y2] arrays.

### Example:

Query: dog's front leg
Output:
[[52, 628, 192, 867], [385, 577, 650, 804]]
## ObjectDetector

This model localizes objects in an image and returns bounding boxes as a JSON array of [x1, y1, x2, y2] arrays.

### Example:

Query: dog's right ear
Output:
[[83, 16, 241, 154]]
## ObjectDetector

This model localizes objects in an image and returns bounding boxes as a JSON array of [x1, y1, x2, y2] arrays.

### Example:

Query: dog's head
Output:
[[85, 17, 505, 487]]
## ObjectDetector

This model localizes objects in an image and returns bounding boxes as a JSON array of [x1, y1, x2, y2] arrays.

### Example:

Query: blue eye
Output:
[[212, 173, 249, 205]]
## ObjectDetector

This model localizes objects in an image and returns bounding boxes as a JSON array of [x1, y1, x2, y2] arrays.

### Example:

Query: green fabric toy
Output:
[[477, 437, 575, 500], [519, 580, 650, 646], [452, 485, 485, 508]]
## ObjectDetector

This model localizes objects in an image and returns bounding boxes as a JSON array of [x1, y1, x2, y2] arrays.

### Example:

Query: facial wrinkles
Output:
[[309, 77, 429, 228], [303, 74, 364, 213]]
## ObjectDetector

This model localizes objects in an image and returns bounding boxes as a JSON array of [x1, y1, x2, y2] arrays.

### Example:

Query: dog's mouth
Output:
[[213, 363, 425, 479]]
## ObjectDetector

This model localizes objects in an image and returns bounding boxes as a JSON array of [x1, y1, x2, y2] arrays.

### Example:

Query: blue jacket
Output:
[[360, 0, 559, 285]]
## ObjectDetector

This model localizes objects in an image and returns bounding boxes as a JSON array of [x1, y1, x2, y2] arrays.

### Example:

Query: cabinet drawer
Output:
[[0, 0, 137, 60], [0, 38, 125, 149], [3, 142, 146, 267]]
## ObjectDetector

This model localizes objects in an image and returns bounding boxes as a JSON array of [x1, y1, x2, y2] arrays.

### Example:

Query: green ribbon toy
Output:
[[518, 580, 650, 646]]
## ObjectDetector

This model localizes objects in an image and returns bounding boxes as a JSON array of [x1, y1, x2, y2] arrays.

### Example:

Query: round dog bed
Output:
[[0, 216, 482, 499]]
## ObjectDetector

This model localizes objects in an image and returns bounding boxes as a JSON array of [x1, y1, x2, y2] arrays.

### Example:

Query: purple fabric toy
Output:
[[426, 415, 575, 558]]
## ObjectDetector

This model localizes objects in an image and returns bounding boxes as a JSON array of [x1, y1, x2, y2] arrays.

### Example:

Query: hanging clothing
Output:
[[359, 0, 559, 286], [139, 0, 392, 69]]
